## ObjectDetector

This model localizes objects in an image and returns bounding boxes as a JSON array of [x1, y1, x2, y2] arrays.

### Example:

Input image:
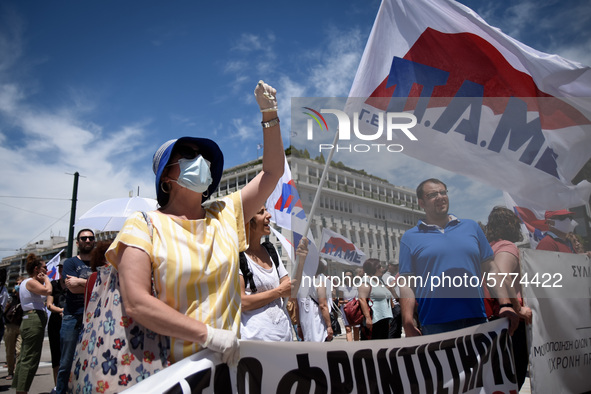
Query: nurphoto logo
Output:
[[303, 107, 418, 153]]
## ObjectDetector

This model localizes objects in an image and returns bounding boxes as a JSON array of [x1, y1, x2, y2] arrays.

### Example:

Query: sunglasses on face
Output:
[[175, 145, 200, 160], [79, 236, 95, 242]]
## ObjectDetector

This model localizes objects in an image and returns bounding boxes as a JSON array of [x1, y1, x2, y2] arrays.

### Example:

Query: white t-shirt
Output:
[[239, 251, 292, 341], [299, 274, 331, 342], [339, 285, 358, 301], [20, 278, 46, 311]]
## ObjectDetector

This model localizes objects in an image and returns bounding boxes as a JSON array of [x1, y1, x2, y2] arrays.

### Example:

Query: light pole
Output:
[[66, 172, 79, 258]]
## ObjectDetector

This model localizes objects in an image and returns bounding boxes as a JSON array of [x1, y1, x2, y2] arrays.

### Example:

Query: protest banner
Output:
[[520, 249, 591, 394], [319, 227, 367, 267], [126, 319, 516, 393]]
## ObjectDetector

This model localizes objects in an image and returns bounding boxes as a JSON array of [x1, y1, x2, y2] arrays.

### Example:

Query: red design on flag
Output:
[[347, 0, 591, 211], [366, 28, 589, 130]]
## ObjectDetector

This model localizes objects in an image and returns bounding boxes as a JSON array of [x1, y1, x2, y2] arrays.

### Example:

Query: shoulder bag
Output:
[[69, 212, 170, 393]]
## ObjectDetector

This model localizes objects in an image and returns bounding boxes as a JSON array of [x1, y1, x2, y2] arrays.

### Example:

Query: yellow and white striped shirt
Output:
[[106, 191, 248, 362]]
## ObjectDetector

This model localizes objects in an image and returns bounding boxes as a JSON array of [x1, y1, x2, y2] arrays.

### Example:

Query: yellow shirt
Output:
[[106, 191, 248, 362]]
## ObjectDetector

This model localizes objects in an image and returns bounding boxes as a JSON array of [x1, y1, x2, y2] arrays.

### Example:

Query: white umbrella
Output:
[[75, 197, 158, 232]]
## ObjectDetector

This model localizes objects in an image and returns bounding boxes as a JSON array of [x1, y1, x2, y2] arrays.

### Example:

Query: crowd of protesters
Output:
[[0, 80, 588, 393]]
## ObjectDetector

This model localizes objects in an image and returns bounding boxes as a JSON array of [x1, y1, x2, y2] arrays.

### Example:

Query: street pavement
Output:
[[0, 335, 54, 394]]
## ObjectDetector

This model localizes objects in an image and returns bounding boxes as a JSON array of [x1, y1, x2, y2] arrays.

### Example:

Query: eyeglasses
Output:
[[175, 145, 200, 160], [424, 190, 448, 200], [79, 236, 95, 242]]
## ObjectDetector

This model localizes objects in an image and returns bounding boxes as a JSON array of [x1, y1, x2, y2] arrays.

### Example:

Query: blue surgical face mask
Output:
[[174, 155, 212, 194], [14, 285, 19, 292]]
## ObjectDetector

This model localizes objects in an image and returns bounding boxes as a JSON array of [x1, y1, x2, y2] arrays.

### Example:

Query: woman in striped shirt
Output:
[[106, 81, 284, 365]]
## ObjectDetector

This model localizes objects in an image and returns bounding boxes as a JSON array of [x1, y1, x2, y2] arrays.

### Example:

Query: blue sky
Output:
[[0, 0, 589, 258]]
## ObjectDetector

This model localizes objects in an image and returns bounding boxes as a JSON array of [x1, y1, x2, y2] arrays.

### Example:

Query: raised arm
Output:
[[26, 275, 52, 297], [241, 81, 285, 222]]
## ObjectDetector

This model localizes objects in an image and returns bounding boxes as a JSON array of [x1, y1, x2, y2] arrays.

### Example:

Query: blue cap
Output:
[[153, 137, 224, 203]]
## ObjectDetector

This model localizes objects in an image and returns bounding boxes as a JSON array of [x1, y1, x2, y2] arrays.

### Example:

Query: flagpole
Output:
[[291, 129, 340, 298], [303, 128, 339, 237]]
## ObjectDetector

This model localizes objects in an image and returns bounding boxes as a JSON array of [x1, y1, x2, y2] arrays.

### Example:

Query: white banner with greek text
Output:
[[521, 249, 591, 394], [126, 319, 517, 393]]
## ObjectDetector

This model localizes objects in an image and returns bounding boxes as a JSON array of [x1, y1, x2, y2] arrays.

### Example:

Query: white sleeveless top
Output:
[[20, 278, 47, 311]]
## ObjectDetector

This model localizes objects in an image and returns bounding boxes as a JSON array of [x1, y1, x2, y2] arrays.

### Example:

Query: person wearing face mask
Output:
[[103, 81, 284, 371], [536, 210, 578, 253]]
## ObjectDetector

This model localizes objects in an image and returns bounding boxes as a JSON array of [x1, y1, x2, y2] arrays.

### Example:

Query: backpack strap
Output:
[[240, 242, 280, 294], [261, 241, 280, 274], [239, 252, 258, 293]]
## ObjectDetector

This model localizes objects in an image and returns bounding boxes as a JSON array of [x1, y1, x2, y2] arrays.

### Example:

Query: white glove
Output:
[[254, 80, 278, 112], [203, 325, 240, 366]]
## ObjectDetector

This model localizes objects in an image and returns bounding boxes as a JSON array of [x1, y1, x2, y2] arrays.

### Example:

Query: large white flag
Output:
[[347, 0, 591, 211], [319, 228, 367, 267]]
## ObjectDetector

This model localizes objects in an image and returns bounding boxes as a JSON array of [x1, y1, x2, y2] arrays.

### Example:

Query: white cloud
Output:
[[231, 117, 254, 141], [306, 26, 366, 97], [0, 16, 155, 258]]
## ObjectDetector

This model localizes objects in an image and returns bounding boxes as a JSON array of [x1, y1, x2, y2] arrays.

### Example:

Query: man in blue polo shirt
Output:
[[399, 178, 517, 336]]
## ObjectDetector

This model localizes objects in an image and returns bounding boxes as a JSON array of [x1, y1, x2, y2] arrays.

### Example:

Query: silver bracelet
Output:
[[261, 117, 280, 129]]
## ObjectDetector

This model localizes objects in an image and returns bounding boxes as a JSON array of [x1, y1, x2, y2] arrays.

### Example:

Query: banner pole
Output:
[[303, 128, 340, 237], [291, 128, 340, 297]]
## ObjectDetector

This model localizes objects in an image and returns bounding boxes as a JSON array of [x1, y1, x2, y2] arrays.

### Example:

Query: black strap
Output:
[[261, 241, 280, 269], [239, 252, 258, 293], [240, 242, 281, 294]]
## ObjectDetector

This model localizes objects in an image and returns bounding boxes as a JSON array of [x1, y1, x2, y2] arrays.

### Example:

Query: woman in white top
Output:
[[239, 206, 293, 341], [358, 259, 394, 340], [298, 259, 333, 342], [12, 253, 51, 394]]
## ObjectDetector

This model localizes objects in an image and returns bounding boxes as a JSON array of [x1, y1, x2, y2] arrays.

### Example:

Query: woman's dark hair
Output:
[[25, 253, 43, 276], [363, 259, 381, 276], [90, 241, 112, 272], [485, 206, 523, 243]]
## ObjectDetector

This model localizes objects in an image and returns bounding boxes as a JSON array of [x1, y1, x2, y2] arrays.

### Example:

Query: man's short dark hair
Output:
[[416, 178, 447, 200], [76, 228, 95, 240]]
